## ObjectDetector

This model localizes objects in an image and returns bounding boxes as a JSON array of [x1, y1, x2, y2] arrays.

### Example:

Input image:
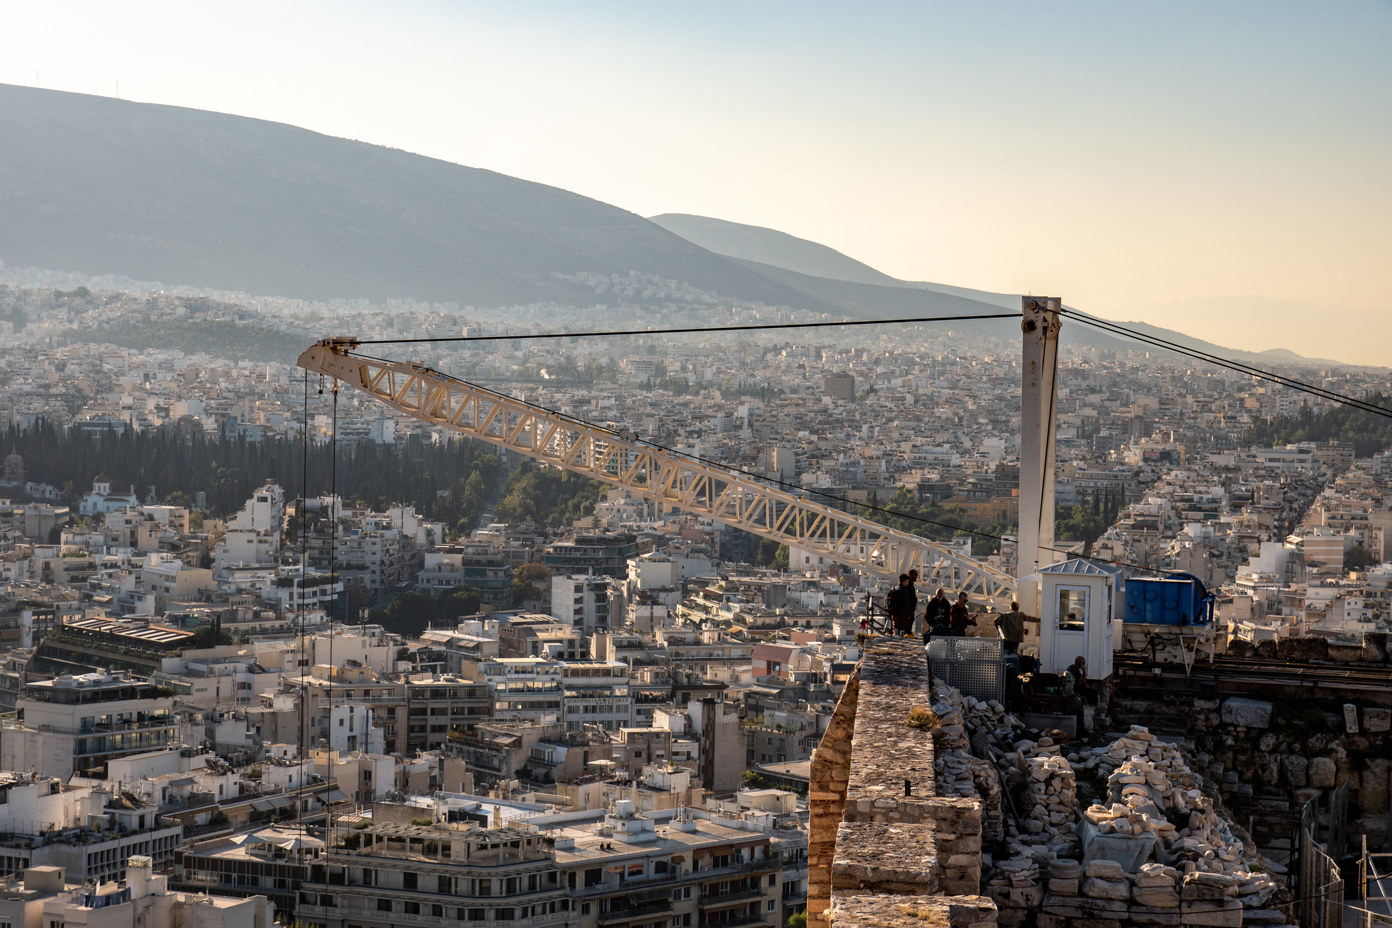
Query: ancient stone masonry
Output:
[[810, 637, 999, 928], [808, 664, 860, 926], [989, 724, 1295, 928], [809, 636, 1315, 928], [1181, 692, 1392, 852]]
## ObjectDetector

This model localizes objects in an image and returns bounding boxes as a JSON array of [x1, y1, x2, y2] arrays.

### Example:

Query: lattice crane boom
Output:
[[297, 340, 1018, 607]]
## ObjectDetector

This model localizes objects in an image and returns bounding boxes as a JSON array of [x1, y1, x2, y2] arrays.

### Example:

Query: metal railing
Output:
[[699, 886, 767, 905], [1293, 794, 1345, 928], [597, 899, 674, 925], [1355, 839, 1392, 928]]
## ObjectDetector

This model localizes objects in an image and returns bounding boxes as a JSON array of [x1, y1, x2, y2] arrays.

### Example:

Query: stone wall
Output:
[[1193, 693, 1392, 851], [807, 636, 998, 928], [1225, 630, 1389, 665], [1116, 634, 1392, 854], [808, 663, 859, 926]]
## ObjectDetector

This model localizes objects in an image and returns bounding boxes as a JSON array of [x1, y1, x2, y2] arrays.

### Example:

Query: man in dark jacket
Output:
[[949, 592, 976, 636], [923, 587, 952, 641], [889, 574, 915, 635]]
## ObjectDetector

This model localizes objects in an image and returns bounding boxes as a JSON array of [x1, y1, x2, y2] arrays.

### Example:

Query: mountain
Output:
[[651, 213, 903, 288], [0, 84, 827, 310], [652, 213, 1344, 366], [651, 213, 1020, 308], [0, 85, 1354, 366]]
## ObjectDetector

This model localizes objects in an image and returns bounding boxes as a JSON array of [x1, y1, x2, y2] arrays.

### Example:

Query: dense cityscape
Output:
[[1, 7, 1388, 920], [0, 275, 1388, 928]]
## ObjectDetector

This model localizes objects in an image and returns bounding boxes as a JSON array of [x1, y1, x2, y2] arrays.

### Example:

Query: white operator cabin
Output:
[[1035, 559, 1121, 678]]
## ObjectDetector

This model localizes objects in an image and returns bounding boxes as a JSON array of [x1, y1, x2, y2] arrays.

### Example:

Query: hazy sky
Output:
[[2, 1, 1388, 364]]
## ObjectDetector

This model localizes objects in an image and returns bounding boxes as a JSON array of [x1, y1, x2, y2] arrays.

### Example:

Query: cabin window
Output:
[[1056, 587, 1087, 630]]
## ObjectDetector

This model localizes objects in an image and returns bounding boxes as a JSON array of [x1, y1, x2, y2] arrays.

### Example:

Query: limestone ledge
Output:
[[830, 892, 998, 928], [832, 820, 940, 895]]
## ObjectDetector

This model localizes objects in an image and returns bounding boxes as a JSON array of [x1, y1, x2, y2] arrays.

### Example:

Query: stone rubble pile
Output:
[[1078, 725, 1283, 907], [928, 683, 974, 798], [957, 691, 1026, 762], [983, 850, 1047, 911], [928, 682, 1008, 843], [981, 722, 1295, 928], [1021, 746, 1078, 838], [1074, 724, 1202, 787]]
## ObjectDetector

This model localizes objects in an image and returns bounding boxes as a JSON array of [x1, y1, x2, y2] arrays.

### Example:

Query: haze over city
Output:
[[2, 0, 1388, 365]]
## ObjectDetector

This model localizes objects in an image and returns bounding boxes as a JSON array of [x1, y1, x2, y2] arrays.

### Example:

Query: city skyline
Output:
[[1, 1, 1388, 365]]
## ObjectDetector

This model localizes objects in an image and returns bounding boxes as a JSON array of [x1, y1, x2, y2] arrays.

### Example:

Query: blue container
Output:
[[1123, 574, 1214, 627]]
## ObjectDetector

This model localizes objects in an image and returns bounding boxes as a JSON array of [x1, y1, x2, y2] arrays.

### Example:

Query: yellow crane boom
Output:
[[297, 339, 1018, 607]]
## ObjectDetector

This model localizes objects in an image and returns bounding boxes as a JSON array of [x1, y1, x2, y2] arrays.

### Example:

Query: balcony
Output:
[[700, 886, 766, 906], [575, 871, 690, 897], [300, 897, 567, 928], [697, 858, 778, 878], [78, 718, 174, 734], [700, 913, 770, 928], [597, 899, 674, 925]]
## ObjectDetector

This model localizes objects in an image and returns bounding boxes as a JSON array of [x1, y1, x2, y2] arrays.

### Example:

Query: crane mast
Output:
[[297, 339, 1018, 607]]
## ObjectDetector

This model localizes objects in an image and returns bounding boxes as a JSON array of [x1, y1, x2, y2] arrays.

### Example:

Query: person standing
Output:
[[923, 587, 952, 641], [949, 592, 976, 636], [904, 569, 919, 635], [995, 601, 1026, 655], [889, 574, 915, 635]]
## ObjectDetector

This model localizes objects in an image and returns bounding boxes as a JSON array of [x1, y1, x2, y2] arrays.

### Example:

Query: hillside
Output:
[[651, 213, 903, 287], [655, 213, 1341, 365], [0, 84, 825, 310], [650, 213, 1021, 309], [0, 85, 1358, 367], [1243, 392, 1392, 458]]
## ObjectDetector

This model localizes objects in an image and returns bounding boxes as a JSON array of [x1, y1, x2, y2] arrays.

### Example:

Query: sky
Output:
[[2, 0, 1389, 365]]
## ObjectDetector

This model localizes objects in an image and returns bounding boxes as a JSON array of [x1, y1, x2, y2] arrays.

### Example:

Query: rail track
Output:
[[1113, 653, 1392, 705]]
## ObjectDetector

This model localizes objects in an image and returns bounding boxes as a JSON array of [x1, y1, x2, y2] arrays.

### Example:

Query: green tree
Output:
[[496, 464, 604, 528], [370, 591, 441, 636], [513, 563, 553, 608], [1243, 391, 1392, 458], [439, 585, 483, 620], [189, 622, 232, 649], [1346, 544, 1378, 572], [855, 486, 1005, 556], [1056, 504, 1107, 546], [772, 544, 790, 570]]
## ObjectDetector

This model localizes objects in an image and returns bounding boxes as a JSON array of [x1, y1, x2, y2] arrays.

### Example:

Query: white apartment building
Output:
[[560, 661, 631, 733], [550, 574, 611, 633], [43, 857, 273, 928], [139, 553, 213, 606], [214, 482, 284, 572], [265, 571, 345, 613], [480, 658, 563, 725], [325, 703, 386, 756], [1, 672, 176, 779]]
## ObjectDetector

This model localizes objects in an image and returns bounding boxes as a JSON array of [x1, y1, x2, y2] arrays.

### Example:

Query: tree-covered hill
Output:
[[1243, 393, 1392, 458], [67, 318, 301, 365], [495, 463, 606, 529], [3, 421, 503, 527]]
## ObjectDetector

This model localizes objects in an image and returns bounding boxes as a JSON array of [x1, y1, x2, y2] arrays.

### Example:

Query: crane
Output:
[[296, 338, 1020, 608]]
